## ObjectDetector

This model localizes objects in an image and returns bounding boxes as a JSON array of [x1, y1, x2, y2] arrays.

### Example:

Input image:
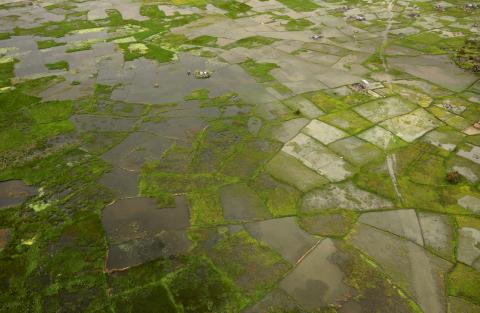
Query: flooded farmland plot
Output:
[[0, 0, 480, 312]]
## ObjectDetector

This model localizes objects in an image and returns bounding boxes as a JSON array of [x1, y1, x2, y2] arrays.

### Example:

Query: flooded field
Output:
[[0, 0, 479, 312]]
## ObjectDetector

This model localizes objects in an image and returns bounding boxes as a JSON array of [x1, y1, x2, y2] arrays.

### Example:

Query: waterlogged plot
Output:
[[282, 133, 354, 182], [1, 0, 480, 311]]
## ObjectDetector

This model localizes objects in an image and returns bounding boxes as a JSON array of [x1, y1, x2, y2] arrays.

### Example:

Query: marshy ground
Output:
[[0, 0, 480, 312]]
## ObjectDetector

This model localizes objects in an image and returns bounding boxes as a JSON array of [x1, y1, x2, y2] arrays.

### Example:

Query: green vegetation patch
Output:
[[448, 263, 480, 305], [184, 88, 209, 100], [394, 31, 465, 54], [187, 186, 224, 226], [456, 216, 480, 230], [304, 90, 350, 112], [240, 58, 279, 83], [208, 230, 291, 299], [299, 210, 357, 237], [319, 110, 373, 134], [340, 243, 420, 312], [276, 0, 319, 12], [15, 19, 97, 38], [209, 0, 251, 18], [113, 282, 177, 313], [46, 60, 69, 71], [44, 2, 77, 11], [224, 36, 277, 49], [166, 256, 248, 313], [0, 89, 75, 154], [188, 35, 218, 47], [354, 162, 398, 203], [37, 40, 66, 50], [454, 38, 480, 72], [0, 57, 16, 88], [407, 153, 446, 186], [139, 164, 238, 207], [284, 18, 314, 31], [250, 172, 301, 217], [140, 4, 167, 19], [222, 138, 281, 179]]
